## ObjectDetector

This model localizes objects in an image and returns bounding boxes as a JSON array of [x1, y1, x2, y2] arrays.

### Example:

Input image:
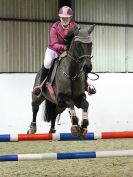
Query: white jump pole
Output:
[[0, 150, 133, 162]]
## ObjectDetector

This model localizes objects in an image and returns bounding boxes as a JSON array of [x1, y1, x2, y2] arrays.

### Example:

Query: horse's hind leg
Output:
[[27, 107, 38, 134], [27, 93, 45, 134], [49, 117, 56, 133], [44, 100, 59, 133]]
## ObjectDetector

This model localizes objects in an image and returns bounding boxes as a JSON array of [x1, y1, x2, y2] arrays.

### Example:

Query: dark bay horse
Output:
[[27, 25, 95, 137]]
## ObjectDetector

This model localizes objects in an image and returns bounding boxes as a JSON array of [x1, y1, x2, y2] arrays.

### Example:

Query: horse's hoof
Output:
[[27, 122, 37, 134], [49, 129, 56, 133], [27, 127, 37, 134], [80, 128, 88, 137], [79, 119, 89, 137], [71, 125, 81, 137]]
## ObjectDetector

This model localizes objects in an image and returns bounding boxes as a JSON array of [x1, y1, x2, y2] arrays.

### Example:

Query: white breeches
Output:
[[44, 48, 58, 69]]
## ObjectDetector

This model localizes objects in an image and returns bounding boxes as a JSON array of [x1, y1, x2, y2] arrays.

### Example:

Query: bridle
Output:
[[60, 38, 99, 81], [60, 67, 84, 81], [62, 53, 99, 81], [68, 53, 92, 63], [68, 37, 92, 62], [60, 39, 92, 81]]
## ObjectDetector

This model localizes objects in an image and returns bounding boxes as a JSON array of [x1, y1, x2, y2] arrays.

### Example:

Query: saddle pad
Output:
[[46, 82, 56, 103]]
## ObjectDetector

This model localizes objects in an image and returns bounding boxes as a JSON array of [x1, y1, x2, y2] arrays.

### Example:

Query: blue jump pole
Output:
[[0, 150, 133, 162]]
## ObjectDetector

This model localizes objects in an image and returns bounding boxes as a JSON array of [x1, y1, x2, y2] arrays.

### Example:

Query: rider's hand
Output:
[[60, 51, 67, 58], [60, 45, 67, 51]]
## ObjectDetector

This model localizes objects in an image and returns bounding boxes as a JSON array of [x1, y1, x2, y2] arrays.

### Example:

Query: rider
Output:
[[35, 6, 96, 95]]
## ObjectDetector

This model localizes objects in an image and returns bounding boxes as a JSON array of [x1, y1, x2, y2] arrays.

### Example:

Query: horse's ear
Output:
[[88, 24, 95, 34], [74, 27, 79, 36], [77, 24, 81, 30]]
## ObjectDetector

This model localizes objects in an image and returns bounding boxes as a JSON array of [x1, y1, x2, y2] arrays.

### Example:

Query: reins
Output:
[[68, 53, 91, 63], [60, 66, 84, 81], [60, 53, 99, 81], [87, 72, 99, 81], [59, 52, 86, 81]]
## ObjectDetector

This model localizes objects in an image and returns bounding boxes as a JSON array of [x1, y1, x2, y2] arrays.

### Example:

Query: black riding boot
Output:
[[33, 65, 49, 96], [38, 65, 49, 85]]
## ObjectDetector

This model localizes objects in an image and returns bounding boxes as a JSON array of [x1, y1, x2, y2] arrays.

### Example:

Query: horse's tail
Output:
[[44, 100, 56, 122]]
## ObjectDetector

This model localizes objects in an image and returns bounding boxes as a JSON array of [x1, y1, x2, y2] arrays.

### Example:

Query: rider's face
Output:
[[60, 17, 71, 26]]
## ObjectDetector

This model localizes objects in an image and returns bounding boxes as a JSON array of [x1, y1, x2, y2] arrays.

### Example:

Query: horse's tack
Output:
[[49, 59, 59, 84], [30, 26, 95, 137], [45, 83, 56, 103], [60, 67, 84, 81], [74, 29, 92, 43]]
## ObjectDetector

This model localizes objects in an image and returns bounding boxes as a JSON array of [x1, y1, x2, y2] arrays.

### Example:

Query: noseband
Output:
[[61, 51, 92, 81]]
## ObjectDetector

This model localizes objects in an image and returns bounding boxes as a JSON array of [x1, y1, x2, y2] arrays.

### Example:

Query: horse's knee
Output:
[[81, 96, 89, 109], [79, 99, 89, 111], [75, 94, 89, 111], [83, 101, 89, 111]]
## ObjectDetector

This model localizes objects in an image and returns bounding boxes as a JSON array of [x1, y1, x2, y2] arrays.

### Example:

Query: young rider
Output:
[[35, 6, 96, 95]]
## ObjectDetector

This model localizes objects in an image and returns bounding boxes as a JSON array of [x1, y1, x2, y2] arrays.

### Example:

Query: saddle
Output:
[[47, 59, 59, 84], [47, 51, 67, 85], [45, 54, 67, 102]]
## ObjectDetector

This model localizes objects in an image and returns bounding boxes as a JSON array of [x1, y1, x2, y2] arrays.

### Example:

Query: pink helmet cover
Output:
[[58, 6, 73, 18]]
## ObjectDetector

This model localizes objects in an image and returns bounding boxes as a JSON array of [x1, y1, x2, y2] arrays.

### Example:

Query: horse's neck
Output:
[[60, 54, 81, 76], [59, 41, 81, 73], [68, 41, 78, 60]]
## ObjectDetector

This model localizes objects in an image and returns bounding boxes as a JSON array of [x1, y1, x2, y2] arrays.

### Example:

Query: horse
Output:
[[27, 25, 95, 137]]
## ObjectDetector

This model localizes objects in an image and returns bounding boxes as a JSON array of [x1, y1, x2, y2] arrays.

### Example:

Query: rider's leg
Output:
[[33, 66, 49, 96], [38, 66, 49, 85], [33, 48, 58, 94], [40, 48, 58, 85]]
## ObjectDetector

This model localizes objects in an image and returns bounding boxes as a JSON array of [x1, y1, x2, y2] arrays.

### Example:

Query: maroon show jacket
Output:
[[48, 21, 77, 55]]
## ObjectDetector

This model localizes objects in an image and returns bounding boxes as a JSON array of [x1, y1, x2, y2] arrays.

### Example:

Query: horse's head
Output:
[[68, 25, 95, 72]]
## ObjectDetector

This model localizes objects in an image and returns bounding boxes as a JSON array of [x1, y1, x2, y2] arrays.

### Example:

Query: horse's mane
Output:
[[64, 27, 79, 47]]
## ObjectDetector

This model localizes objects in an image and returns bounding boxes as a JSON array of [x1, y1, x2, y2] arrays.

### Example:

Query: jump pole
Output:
[[0, 150, 133, 162], [0, 131, 133, 142]]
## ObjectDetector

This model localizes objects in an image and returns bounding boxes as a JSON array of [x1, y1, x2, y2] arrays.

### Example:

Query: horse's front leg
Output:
[[80, 111, 89, 136], [69, 108, 81, 136], [75, 94, 89, 137], [57, 93, 80, 136]]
